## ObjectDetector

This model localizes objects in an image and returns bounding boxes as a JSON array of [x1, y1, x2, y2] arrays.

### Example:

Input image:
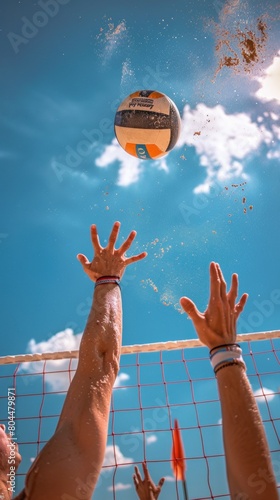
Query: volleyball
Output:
[[114, 90, 181, 160]]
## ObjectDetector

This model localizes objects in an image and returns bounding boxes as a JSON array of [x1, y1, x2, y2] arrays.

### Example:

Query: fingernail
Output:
[[0, 424, 6, 432]]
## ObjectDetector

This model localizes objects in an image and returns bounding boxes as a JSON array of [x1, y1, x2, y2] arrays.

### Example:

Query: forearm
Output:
[[57, 283, 122, 426], [217, 364, 278, 499], [78, 283, 122, 377]]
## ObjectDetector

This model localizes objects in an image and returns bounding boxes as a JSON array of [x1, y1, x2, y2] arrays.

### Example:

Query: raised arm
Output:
[[180, 262, 278, 499], [21, 222, 146, 500]]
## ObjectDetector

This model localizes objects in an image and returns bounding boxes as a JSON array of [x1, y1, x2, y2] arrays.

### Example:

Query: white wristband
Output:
[[210, 346, 244, 370]]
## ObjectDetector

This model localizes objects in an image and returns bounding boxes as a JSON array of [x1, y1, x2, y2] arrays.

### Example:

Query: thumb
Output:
[[156, 477, 165, 494], [235, 292, 248, 318], [180, 297, 201, 323], [77, 253, 90, 267]]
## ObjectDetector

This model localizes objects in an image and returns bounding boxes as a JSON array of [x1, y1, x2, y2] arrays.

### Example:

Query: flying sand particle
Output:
[[213, 5, 268, 77]]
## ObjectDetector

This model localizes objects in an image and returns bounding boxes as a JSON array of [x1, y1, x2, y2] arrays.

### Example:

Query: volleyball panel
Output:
[[114, 110, 171, 130], [118, 90, 171, 115], [115, 125, 171, 159], [125, 143, 168, 160]]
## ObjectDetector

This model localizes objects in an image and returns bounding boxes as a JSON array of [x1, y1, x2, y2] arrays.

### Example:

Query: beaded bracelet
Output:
[[209, 343, 241, 355], [214, 359, 246, 375], [95, 276, 121, 288]]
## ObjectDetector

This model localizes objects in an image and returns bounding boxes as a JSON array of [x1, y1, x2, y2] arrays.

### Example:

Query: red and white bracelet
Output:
[[95, 276, 121, 288]]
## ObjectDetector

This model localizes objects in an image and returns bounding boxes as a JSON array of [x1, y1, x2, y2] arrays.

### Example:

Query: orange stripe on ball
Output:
[[149, 91, 164, 99], [147, 144, 164, 158], [125, 143, 137, 157]]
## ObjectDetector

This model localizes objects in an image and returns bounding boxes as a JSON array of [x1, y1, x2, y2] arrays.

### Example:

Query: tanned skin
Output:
[[0, 222, 146, 500]]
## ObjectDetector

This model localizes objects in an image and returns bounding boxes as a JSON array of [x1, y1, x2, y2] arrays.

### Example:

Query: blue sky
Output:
[[0, 0, 280, 498]]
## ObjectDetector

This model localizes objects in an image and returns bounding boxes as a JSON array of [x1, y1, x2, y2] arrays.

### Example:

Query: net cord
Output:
[[0, 330, 279, 365]]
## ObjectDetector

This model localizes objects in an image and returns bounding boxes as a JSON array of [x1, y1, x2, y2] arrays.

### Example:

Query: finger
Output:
[[77, 254, 90, 267], [227, 273, 238, 309], [209, 262, 221, 300], [134, 466, 142, 482], [180, 297, 205, 337], [133, 475, 138, 488], [235, 292, 248, 318], [216, 264, 227, 301], [107, 221, 121, 252], [117, 230, 137, 255], [142, 462, 152, 482], [154, 480, 165, 499], [158, 477, 165, 488], [90, 225, 102, 253], [180, 297, 201, 322], [155, 477, 165, 495], [124, 252, 148, 266]]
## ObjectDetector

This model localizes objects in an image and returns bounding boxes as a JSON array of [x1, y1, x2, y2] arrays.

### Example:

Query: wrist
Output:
[[95, 276, 121, 288], [209, 343, 246, 375], [209, 343, 240, 355]]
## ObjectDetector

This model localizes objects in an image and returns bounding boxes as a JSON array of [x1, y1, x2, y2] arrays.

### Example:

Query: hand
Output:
[[180, 262, 248, 349], [133, 463, 165, 500], [77, 221, 147, 282]]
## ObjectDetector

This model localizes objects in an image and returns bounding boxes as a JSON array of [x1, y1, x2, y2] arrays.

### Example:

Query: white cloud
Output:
[[255, 51, 280, 104], [164, 475, 175, 482], [115, 372, 130, 387], [20, 329, 129, 391], [267, 150, 280, 160], [28, 328, 80, 353], [107, 483, 132, 492], [20, 329, 79, 391], [266, 122, 280, 159], [95, 102, 280, 192], [177, 103, 265, 193], [94, 136, 171, 187], [95, 103, 274, 193], [146, 434, 157, 445], [254, 387, 275, 403], [272, 124, 280, 139], [102, 445, 132, 469], [95, 138, 144, 186]]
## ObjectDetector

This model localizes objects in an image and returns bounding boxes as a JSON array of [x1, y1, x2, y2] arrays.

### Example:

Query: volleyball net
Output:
[[0, 331, 279, 499]]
